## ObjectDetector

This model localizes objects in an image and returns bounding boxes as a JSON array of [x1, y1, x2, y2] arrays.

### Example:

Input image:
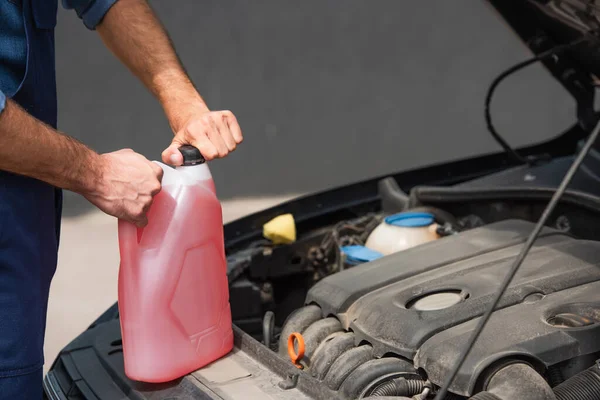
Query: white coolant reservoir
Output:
[[365, 211, 439, 255]]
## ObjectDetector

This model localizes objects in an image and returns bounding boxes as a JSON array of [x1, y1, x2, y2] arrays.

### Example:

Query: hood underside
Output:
[[488, 0, 600, 134], [493, 0, 600, 76]]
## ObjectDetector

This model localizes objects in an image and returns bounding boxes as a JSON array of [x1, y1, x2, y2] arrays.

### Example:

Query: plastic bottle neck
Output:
[[176, 164, 212, 183]]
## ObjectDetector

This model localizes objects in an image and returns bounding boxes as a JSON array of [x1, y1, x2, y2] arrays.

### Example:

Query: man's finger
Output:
[[191, 132, 219, 161], [224, 111, 243, 143], [152, 163, 164, 182], [162, 143, 184, 166], [135, 215, 148, 228], [142, 198, 154, 213], [206, 117, 229, 157], [219, 114, 237, 151]]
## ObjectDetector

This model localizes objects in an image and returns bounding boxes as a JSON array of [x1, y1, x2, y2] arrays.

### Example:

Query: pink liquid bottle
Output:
[[117, 145, 233, 383]]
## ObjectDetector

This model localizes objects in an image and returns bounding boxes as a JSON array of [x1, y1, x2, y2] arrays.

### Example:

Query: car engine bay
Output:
[[45, 143, 600, 400], [221, 149, 600, 399]]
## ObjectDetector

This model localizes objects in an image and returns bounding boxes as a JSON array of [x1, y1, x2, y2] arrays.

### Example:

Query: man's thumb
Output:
[[162, 143, 184, 166]]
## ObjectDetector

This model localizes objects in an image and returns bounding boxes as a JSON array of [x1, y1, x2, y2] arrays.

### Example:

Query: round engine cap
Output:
[[385, 212, 434, 228], [409, 291, 464, 311]]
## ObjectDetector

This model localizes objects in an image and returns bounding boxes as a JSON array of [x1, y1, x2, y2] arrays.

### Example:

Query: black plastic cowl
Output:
[[178, 145, 206, 166]]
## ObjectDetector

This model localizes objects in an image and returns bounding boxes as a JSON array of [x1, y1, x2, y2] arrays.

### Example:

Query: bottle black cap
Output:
[[178, 145, 206, 166]]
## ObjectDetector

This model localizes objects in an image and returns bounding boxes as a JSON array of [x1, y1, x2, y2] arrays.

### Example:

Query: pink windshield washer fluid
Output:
[[117, 145, 233, 383]]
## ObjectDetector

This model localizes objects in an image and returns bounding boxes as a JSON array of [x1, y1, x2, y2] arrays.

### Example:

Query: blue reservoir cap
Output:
[[384, 212, 434, 228], [341, 245, 383, 265]]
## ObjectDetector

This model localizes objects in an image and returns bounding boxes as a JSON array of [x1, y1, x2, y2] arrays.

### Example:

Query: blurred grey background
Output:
[[55, 0, 575, 215]]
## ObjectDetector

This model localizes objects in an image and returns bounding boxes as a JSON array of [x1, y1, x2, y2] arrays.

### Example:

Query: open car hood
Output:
[[489, 0, 600, 132]]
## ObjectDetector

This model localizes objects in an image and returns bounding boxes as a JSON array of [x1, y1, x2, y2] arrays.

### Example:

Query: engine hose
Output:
[[262, 311, 275, 350], [299, 317, 343, 367], [547, 365, 564, 388], [471, 362, 555, 400], [553, 364, 600, 400], [324, 345, 374, 390], [378, 177, 410, 214], [405, 206, 459, 228], [362, 397, 413, 400], [370, 378, 425, 397], [469, 393, 502, 400], [444, 394, 465, 400], [376, 177, 459, 226], [310, 332, 355, 380], [339, 357, 416, 399], [407, 185, 600, 215], [278, 305, 322, 358]]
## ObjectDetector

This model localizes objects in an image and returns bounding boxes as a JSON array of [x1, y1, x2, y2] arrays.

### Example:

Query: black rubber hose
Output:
[[362, 397, 413, 400], [339, 357, 415, 399], [323, 345, 373, 390], [444, 394, 465, 400], [299, 317, 343, 367], [469, 362, 554, 400], [407, 185, 600, 215], [547, 364, 564, 388], [262, 311, 275, 350], [377, 177, 459, 227], [310, 332, 355, 380], [378, 177, 410, 214], [370, 378, 425, 397], [407, 206, 459, 227], [554, 364, 600, 400], [277, 305, 322, 358], [469, 393, 502, 400]]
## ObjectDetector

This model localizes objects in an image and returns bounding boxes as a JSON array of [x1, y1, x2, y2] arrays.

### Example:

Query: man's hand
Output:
[[161, 108, 243, 165], [83, 149, 163, 227], [0, 101, 163, 226], [96, 1, 244, 166]]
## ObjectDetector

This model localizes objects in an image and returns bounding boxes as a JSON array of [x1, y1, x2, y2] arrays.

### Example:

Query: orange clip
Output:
[[287, 332, 305, 369]]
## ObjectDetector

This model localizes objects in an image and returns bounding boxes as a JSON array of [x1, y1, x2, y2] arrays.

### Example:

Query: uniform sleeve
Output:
[[62, 0, 119, 30], [0, 90, 6, 116]]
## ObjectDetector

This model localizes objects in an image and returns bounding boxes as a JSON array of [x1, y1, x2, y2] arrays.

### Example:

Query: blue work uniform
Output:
[[0, 0, 117, 397]]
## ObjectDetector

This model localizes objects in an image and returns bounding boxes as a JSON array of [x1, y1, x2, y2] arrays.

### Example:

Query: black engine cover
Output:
[[305, 219, 600, 396]]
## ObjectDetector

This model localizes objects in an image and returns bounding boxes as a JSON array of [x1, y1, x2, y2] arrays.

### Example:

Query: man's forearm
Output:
[[97, 0, 207, 132], [96, 0, 243, 164], [0, 100, 101, 192]]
